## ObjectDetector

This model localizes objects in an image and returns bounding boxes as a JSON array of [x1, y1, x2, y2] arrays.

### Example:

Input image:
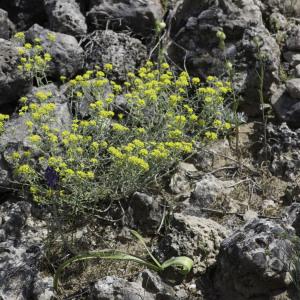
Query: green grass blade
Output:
[[161, 256, 193, 274], [53, 249, 161, 291], [130, 230, 162, 268]]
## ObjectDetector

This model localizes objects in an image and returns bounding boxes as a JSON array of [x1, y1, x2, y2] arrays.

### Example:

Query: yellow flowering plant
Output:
[[4, 36, 236, 214]]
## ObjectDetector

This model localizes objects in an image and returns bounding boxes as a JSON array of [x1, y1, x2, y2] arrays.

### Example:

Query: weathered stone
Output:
[[0, 9, 15, 39], [86, 0, 163, 39], [83, 30, 147, 81], [26, 24, 84, 79], [191, 174, 234, 208], [128, 192, 163, 234], [44, 0, 87, 36], [283, 51, 300, 67], [168, 0, 280, 114], [286, 25, 300, 51], [295, 64, 300, 78], [89, 276, 155, 300], [0, 201, 48, 300], [215, 218, 295, 300], [0, 39, 31, 110], [156, 213, 229, 274], [286, 78, 300, 99], [0, 0, 47, 30], [271, 85, 300, 128]]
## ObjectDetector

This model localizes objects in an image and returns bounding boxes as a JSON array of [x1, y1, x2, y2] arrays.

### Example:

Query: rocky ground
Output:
[[1, 0, 300, 299]]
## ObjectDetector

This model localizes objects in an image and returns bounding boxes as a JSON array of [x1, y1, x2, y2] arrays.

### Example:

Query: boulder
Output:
[[156, 213, 229, 274], [214, 218, 295, 300], [86, 0, 163, 39], [83, 30, 147, 81], [0, 0, 47, 30], [286, 78, 300, 99], [167, 0, 280, 115], [0, 9, 15, 39], [44, 0, 87, 36], [191, 174, 234, 208], [128, 192, 164, 234], [89, 275, 154, 300], [271, 85, 300, 128], [0, 39, 31, 111], [0, 201, 51, 300], [286, 26, 300, 51], [26, 24, 84, 79], [295, 65, 300, 78]]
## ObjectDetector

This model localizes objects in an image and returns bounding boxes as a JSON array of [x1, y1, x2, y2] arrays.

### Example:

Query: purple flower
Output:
[[45, 166, 59, 188]]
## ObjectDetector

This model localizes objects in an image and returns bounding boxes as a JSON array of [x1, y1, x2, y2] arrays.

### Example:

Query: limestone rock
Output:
[[26, 24, 84, 79], [83, 30, 147, 81], [86, 0, 163, 39], [156, 213, 229, 274], [44, 0, 87, 36], [215, 218, 295, 300]]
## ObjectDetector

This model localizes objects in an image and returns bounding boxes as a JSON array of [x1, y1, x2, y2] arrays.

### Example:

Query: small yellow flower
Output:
[[104, 63, 113, 71]]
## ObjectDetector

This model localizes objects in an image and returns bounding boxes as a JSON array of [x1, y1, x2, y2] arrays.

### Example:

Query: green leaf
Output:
[[161, 256, 194, 275], [130, 230, 162, 268], [53, 249, 161, 291]]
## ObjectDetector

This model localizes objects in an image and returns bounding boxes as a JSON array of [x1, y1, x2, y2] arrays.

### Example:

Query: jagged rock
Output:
[[32, 273, 55, 300], [271, 85, 300, 128], [169, 162, 198, 196], [0, 9, 15, 39], [0, 39, 31, 111], [83, 30, 147, 81], [86, 0, 163, 39], [283, 51, 300, 67], [286, 26, 300, 51], [0, 104, 71, 148], [214, 218, 295, 300], [26, 24, 84, 79], [0, 0, 47, 30], [259, 0, 300, 18], [136, 269, 179, 299], [284, 203, 300, 238], [266, 123, 300, 179], [156, 213, 229, 274], [191, 174, 234, 208], [44, 0, 87, 36], [168, 0, 280, 115], [89, 276, 155, 300], [286, 78, 300, 99], [295, 65, 300, 78], [0, 201, 49, 300], [128, 192, 163, 234]]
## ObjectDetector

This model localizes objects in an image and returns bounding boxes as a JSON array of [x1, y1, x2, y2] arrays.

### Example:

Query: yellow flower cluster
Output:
[[8, 53, 236, 211], [0, 114, 9, 134]]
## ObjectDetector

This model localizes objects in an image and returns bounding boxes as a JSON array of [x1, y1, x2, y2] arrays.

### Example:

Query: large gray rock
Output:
[[0, 39, 31, 110], [89, 275, 161, 300], [89, 269, 187, 299], [86, 0, 163, 38], [168, 0, 280, 115], [44, 0, 87, 36], [191, 174, 234, 208], [214, 218, 295, 300], [286, 26, 300, 51], [0, 201, 52, 300], [84, 30, 147, 81], [271, 85, 300, 128], [0, 0, 47, 30], [286, 78, 300, 99], [128, 192, 163, 234], [0, 9, 15, 39], [156, 213, 229, 274], [26, 24, 84, 79]]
